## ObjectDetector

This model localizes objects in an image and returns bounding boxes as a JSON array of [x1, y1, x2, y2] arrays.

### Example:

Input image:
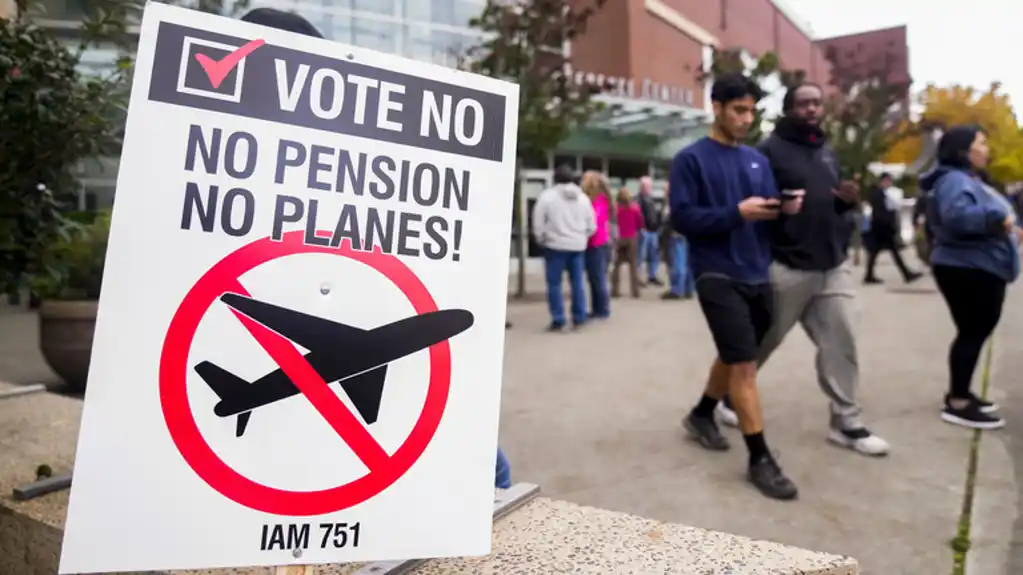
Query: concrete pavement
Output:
[[0, 258, 1018, 573], [501, 260, 1017, 575]]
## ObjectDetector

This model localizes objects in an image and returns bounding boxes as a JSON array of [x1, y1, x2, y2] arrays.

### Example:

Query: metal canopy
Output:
[[587, 95, 712, 140]]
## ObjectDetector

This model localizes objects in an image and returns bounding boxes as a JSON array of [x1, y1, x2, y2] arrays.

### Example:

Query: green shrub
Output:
[[31, 209, 109, 301]]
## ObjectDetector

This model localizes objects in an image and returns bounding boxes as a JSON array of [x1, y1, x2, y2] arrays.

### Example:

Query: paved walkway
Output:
[[0, 259, 1018, 573], [502, 260, 1017, 575]]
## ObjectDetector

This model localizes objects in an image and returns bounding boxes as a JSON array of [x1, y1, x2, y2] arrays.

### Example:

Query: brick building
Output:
[[815, 25, 911, 87], [569, 0, 833, 111]]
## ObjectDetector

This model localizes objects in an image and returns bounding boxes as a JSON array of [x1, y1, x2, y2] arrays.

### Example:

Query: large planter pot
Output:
[[39, 300, 98, 393]]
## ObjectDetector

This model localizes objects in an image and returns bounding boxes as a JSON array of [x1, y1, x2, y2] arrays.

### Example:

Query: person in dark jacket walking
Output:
[[716, 82, 890, 457], [863, 173, 922, 284]]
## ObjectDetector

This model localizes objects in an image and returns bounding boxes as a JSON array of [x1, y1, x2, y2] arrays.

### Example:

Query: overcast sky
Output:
[[784, 0, 1022, 114]]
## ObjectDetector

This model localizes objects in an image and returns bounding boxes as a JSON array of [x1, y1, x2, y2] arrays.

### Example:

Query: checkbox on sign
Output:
[[176, 37, 259, 103]]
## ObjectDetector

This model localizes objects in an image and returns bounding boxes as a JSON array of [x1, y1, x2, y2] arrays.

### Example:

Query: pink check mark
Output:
[[193, 38, 265, 89]]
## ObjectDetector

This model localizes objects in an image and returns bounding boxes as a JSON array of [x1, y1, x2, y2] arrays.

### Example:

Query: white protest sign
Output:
[[59, 3, 519, 573]]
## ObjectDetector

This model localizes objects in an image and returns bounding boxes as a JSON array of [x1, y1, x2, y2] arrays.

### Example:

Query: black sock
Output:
[[691, 394, 719, 418], [743, 432, 769, 465]]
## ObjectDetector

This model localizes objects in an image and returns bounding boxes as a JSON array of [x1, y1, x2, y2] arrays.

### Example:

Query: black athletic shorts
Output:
[[695, 276, 773, 365]]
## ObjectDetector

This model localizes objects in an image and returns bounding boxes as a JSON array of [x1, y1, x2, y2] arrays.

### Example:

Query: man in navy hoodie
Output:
[[672, 73, 804, 501]]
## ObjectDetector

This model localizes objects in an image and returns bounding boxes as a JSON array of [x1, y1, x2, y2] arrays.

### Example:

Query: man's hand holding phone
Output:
[[738, 197, 782, 221], [780, 189, 805, 215]]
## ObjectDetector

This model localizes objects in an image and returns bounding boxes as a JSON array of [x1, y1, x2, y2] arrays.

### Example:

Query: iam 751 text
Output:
[[260, 521, 361, 552]]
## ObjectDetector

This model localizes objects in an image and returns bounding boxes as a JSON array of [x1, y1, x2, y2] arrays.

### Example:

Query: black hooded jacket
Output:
[[757, 117, 856, 271]]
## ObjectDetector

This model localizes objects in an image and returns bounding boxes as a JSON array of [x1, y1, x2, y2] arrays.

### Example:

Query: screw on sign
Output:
[[159, 230, 475, 518]]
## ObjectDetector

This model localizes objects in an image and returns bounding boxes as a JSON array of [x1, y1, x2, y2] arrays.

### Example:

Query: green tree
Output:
[[821, 47, 909, 186], [700, 47, 805, 145], [463, 0, 609, 297], [0, 0, 247, 300]]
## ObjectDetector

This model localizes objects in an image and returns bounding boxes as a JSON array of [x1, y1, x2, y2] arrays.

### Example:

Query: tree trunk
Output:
[[514, 159, 527, 298]]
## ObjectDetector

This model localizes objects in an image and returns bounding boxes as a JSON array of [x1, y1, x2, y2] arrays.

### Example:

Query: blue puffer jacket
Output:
[[920, 166, 1020, 283]]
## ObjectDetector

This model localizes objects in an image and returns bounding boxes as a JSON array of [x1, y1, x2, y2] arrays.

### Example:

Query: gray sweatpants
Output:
[[757, 261, 863, 430]]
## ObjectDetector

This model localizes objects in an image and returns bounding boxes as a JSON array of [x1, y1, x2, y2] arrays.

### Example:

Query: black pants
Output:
[[933, 265, 1007, 399], [865, 243, 913, 281]]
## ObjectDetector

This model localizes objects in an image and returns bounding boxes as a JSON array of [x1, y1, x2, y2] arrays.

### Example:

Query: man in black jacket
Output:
[[863, 172, 922, 284], [716, 83, 890, 457]]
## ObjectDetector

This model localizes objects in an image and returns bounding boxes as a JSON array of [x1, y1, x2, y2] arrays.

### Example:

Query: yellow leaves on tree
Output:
[[885, 83, 1023, 184]]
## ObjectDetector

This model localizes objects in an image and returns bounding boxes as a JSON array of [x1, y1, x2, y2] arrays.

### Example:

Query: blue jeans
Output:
[[584, 244, 611, 318], [669, 235, 695, 296], [496, 448, 512, 489], [639, 230, 660, 280], [544, 249, 587, 326]]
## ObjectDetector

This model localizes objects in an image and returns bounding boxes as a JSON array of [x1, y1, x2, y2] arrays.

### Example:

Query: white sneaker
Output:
[[716, 401, 739, 428], [827, 428, 891, 457]]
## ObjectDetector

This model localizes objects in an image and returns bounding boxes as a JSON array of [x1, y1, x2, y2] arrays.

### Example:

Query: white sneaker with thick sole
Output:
[[716, 401, 739, 428], [827, 428, 891, 457]]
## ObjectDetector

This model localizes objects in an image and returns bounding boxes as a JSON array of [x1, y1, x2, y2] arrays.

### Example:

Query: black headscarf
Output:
[[240, 8, 323, 38]]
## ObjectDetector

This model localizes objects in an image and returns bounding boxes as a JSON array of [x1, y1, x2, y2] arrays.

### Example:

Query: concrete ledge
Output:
[[1, 388, 858, 575]]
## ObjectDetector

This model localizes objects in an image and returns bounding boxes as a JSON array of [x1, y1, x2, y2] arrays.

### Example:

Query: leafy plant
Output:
[[31, 209, 110, 301], [0, 2, 129, 299], [821, 47, 909, 181]]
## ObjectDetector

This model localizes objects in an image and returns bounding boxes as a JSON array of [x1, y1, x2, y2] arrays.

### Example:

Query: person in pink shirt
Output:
[[582, 171, 614, 318], [611, 187, 645, 298]]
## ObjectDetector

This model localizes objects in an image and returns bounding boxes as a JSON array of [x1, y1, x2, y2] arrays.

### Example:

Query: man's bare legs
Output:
[[685, 357, 797, 500]]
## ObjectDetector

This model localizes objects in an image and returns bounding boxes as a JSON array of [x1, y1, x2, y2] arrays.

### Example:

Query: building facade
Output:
[[17, 1, 901, 220], [570, 0, 833, 113], [815, 25, 910, 88]]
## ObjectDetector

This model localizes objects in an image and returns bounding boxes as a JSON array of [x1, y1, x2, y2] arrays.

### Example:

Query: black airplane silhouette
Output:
[[194, 292, 475, 438]]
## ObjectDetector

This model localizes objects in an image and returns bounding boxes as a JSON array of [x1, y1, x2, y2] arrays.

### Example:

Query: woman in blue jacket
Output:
[[921, 124, 1021, 430]]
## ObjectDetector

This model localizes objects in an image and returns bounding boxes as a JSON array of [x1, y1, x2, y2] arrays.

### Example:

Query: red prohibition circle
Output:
[[159, 230, 450, 516]]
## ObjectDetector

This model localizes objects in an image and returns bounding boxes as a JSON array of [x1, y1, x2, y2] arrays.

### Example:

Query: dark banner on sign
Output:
[[148, 22, 507, 162]]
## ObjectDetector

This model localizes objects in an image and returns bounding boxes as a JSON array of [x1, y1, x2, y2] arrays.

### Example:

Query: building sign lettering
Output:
[[564, 64, 694, 107]]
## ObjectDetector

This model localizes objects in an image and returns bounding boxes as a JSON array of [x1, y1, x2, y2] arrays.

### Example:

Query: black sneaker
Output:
[[864, 277, 883, 285], [969, 393, 999, 414], [546, 322, 565, 333], [748, 456, 799, 500], [942, 397, 1005, 430], [683, 413, 730, 451], [661, 292, 682, 300], [905, 271, 924, 283], [649, 278, 664, 286]]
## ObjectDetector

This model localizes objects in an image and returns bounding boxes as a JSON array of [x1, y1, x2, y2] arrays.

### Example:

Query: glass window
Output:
[[350, 17, 399, 54], [403, 26, 476, 67], [553, 155, 579, 172], [31, 0, 92, 20], [402, 0, 485, 28], [323, 16, 354, 43], [348, 0, 396, 16]]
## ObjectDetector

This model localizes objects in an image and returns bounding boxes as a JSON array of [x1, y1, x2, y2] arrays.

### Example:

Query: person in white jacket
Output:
[[532, 165, 597, 331]]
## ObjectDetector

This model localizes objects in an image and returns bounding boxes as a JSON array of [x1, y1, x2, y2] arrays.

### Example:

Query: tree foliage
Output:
[[463, 0, 609, 157], [0, 1, 129, 297], [701, 47, 805, 145], [821, 47, 910, 182], [0, 0, 246, 298], [885, 83, 1023, 185]]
